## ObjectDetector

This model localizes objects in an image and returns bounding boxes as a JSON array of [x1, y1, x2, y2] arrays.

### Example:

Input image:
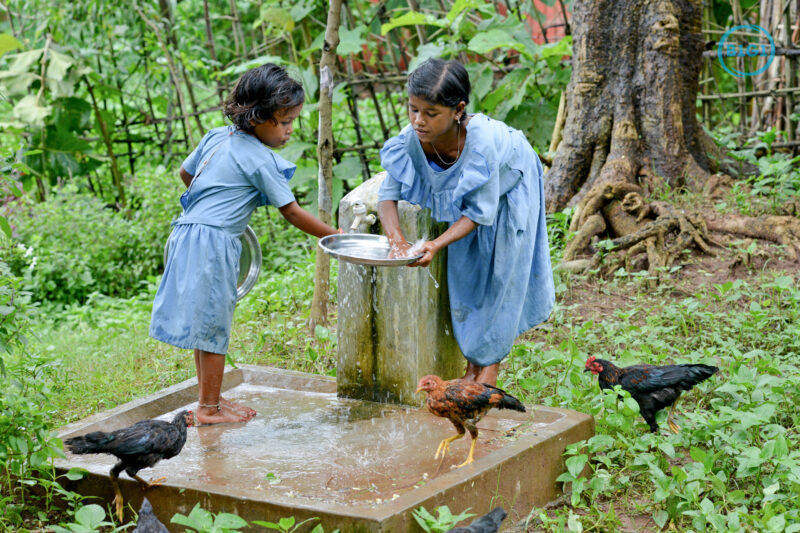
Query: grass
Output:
[[506, 268, 800, 531], [16, 173, 800, 531], [29, 252, 800, 531]]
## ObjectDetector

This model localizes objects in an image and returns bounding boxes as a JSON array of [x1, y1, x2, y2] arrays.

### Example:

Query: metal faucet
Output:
[[350, 201, 376, 232]]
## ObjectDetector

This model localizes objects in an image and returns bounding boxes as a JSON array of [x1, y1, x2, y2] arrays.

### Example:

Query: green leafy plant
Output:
[[171, 503, 249, 533], [50, 504, 129, 533], [253, 516, 332, 533], [411, 505, 476, 533]]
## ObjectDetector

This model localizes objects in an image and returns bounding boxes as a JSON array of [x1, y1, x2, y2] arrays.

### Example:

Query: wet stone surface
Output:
[[62, 383, 537, 507]]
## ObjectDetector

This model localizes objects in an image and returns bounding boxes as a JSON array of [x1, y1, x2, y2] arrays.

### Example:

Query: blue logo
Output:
[[717, 25, 775, 77]]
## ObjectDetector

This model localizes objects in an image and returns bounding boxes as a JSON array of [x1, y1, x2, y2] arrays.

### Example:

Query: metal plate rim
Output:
[[163, 225, 262, 301], [318, 233, 424, 266]]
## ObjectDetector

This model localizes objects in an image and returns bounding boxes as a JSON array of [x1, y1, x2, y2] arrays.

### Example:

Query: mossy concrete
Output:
[[336, 173, 463, 406]]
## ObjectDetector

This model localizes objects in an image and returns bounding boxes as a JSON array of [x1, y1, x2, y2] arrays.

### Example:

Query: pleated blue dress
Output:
[[378, 114, 555, 366], [150, 126, 296, 354]]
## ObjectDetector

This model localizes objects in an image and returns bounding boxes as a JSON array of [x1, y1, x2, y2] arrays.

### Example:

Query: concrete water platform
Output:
[[56, 365, 594, 532]]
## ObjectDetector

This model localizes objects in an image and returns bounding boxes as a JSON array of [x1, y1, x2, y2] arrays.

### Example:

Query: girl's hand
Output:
[[387, 239, 412, 259], [409, 240, 442, 267]]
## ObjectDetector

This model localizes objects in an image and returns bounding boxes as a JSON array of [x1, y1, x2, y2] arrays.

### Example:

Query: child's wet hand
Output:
[[409, 241, 440, 267], [388, 240, 412, 259]]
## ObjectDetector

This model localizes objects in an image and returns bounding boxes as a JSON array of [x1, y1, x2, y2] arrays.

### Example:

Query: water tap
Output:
[[350, 201, 376, 231]]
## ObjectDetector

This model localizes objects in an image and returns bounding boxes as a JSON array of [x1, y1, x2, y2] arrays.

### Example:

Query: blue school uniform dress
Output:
[[378, 114, 555, 366], [150, 126, 296, 354]]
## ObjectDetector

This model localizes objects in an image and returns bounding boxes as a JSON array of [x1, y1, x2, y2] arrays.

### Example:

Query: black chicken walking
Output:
[[585, 356, 717, 433], [65, 410, 193, 519]]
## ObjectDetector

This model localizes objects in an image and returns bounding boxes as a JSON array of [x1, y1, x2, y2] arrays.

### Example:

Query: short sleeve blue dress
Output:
[[378, 114, 555, 366], [150, 126, 296, 354]]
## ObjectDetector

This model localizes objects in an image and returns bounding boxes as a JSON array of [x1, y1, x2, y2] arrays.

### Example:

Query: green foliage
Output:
[[171, 504, 249, 533], [7, 179, 178, 304], [412, 505, 476, 532], [509, 272, 800, 531], [253, 515, 331, 533], [710, 125, 800, 216], [50, 504, 129, 533], [170, 504, 336, 533], [0, 349, 70, 529], [381, 3, 571, 154]]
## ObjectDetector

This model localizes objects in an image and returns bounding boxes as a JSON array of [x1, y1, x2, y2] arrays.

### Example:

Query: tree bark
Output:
[[544, 0, 717, 213], [545, 0, 800, 274], [309, 0, 342, 333]]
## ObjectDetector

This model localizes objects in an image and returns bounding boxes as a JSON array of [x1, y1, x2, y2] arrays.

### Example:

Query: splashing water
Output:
[[408, 239, 426, 255], [423, 267, 439, 289]]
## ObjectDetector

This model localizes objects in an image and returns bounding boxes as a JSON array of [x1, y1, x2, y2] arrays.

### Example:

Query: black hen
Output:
[[585, 356, 717, 433], [132, 497, 168, 533], [447, 507, 507, 533], [65, 410, 192, 519]]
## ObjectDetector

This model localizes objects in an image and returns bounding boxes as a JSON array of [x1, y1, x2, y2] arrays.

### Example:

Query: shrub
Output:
[[6, 175, 181, 304]]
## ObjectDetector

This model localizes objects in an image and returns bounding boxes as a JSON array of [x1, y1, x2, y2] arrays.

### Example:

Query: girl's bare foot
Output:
[[220, 397, 257, 419], [195, 404, 248, 425]]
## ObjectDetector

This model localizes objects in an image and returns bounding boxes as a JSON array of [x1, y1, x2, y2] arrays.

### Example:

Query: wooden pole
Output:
[[85, 77, 126, 207], [309, 0, 342, 333], [784, 3, 795, 140]]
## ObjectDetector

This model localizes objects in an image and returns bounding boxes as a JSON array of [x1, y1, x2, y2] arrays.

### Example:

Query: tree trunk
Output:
[[309, 0, 342, 333], [545, 0, 800, 275], [545, 0, 717, 213]]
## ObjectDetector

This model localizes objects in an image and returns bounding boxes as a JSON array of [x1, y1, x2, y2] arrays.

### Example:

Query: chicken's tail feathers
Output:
[[453, 507, 507, 532], [682, 364, 719, 386], [498, 392, 526, 412], [64, 431, 115, 454], [481, 507, 508, 526]]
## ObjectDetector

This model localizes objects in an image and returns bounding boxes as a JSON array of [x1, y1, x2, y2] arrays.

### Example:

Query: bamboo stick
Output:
[[309, 0, 343, 332], [784, 3, 794, 140], [697, 86, 800, 99], [85, 77, 126, 207], [134, 5, 196, 147], [202, 0, 226, 109]]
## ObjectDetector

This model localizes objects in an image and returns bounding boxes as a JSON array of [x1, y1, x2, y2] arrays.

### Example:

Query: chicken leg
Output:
[[435, 432, 464, 459], [456, 437, 478, 468], [110, 472, 125, 521], [667, 399, 681, 434]]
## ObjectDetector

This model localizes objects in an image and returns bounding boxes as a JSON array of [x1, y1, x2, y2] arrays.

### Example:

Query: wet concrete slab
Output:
[[56, 365, 594, 532]]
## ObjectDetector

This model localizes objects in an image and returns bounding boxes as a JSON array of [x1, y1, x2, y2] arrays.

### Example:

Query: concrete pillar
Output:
[[336, 172, 464, 406]]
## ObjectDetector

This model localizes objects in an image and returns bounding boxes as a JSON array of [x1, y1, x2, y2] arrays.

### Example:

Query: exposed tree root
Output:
[[560, 179, 800, 283]]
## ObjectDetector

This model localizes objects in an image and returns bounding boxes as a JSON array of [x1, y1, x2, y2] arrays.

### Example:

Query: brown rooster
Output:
[[65, 410, 193, 520], [416, 375, 526, 467], [584, 356, 718, 433]]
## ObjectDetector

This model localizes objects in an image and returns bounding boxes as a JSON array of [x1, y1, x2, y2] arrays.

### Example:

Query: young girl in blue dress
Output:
[[378, 58, 555, 387], [150, 64, 340, 425]]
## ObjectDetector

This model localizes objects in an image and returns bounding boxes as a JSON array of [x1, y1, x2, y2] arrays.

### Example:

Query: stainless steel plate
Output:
[[164, 225, 262, 301], [319, 233, 423, 266]]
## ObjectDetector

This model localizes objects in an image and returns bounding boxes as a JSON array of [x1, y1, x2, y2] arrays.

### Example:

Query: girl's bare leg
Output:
[[194, 350, 256, 420], [195, 350, 251, 425], [475, 363, 499, 387], [462, 361, 481, 381]]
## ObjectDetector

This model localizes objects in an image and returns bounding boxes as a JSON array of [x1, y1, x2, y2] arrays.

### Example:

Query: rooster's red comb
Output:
[[585, 356, 596, 366]]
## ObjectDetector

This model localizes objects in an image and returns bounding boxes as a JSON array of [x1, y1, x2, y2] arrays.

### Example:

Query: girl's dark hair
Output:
[[224, 63, 304, 133], [407, 58, 471, 108]]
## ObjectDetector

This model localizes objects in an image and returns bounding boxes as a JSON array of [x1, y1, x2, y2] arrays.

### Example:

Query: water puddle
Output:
[[63, 384, 538, 507]]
